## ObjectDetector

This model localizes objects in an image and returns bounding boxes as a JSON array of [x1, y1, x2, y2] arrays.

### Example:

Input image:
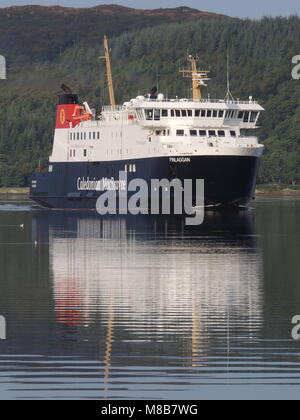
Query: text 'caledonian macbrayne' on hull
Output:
[[30, 37, 264, 210]]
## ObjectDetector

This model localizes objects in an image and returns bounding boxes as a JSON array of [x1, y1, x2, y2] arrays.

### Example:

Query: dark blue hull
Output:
[[29, 155, 260, 209]]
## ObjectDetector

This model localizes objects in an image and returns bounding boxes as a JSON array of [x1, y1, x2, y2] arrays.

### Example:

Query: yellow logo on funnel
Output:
[[60, 108, 66, 125]]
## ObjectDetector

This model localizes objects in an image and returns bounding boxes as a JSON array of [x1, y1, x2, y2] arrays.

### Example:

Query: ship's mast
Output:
[[224, 51, 235, 102], [180, 55, 210, 101], [100, 36, 116, 107]]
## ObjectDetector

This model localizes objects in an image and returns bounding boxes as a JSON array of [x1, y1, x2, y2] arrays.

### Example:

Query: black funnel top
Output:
[[58, 93, 78, 105], [58, 84, 78, 105]]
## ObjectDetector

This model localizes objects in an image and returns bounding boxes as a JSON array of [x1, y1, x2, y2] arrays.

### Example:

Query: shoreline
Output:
[[0, 188, 30, 196], [255, 193, 300, 197], [1, 186, 300, 199], [255, 184, 300, 197]]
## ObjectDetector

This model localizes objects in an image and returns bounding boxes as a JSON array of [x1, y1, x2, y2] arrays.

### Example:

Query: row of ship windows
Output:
[[176, 129, 237, 137], [144, 109, 259, 122], [69, 149, 88, 158], [70, 132, 100, 141], [124, 164, 136, 173], [69, 149, 137, 158], [68, 148, 138, 171]]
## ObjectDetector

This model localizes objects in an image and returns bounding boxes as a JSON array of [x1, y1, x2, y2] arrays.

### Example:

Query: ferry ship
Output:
[[30, 37, 264, 209]]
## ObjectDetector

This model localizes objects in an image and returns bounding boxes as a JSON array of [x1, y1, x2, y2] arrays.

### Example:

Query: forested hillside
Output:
[[0, 5, 299, 187]]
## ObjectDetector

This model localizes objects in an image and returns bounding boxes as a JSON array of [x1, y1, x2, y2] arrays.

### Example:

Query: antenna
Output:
[[225, 49, 235, 102], [227, 51, 230, 92]]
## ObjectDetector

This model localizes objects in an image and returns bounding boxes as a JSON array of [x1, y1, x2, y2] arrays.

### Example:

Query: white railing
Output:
[[102, 105, 125, 112], [101, 99, 258, 112]]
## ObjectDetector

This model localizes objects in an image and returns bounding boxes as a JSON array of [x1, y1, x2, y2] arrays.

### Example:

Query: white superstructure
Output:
[[50, 96, 264, 165]]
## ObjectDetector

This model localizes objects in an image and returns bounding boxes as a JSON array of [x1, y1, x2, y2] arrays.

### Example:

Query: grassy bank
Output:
[[0, 187, 29, 195], [255, 184, 300, 195]]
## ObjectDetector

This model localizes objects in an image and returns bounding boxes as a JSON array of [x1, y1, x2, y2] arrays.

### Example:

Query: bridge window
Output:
[[207, 110, 212, 118], [190, 130, 197, 136], [208, 130, 216, 137], [230, 130, 237, 137], [218, 110, 224, 118], [226, 110, 235, 118], [250, 111, 258, 122], [154, 109, 160, 120], [145, 109, 153, 120], [238, 111, 244, 119], [213, 110, 218, 118], [171, 109, 194, 117], [181, 109, 192, 117], [243, 111, 250, 122], [176, 130, 185, 136], [161, 109, 168, 117], [218, 130, 225, 137], [199, 130, 206, 136], [201, 110, 206, 117]]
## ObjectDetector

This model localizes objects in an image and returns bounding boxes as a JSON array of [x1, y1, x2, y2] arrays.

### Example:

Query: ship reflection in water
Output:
[[35, 211, 263, 399], [1, 202, 300, 400]]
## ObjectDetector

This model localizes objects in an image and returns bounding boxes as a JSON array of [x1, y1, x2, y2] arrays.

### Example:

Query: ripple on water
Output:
[[0, 203, 34, 212]]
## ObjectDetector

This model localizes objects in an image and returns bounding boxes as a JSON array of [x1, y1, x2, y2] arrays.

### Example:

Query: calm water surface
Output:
[[0, 198, 299, 400]]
